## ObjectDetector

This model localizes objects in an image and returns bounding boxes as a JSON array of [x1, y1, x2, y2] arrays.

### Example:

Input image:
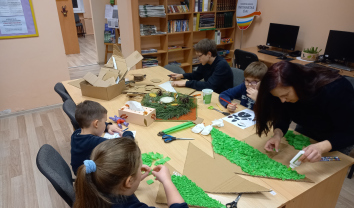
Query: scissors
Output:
[[162, 134, 194, 143], [226, 194, 242, 208]]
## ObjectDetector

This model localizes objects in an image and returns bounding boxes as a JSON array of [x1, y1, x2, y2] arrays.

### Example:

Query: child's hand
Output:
[[141, 165, 151, 181], [169, 73, 183, 80], [152, 165, 171, 184], [227, 103, 237, 112], [107, 124, 122, 135], [246, 88, 258, 101], [171, 80, 187, 87]]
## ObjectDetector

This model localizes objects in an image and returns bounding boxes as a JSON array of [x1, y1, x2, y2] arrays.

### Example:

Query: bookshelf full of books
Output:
[[132, 0, 236, 72]]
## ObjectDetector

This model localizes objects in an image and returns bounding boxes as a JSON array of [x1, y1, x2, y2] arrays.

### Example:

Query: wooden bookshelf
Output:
[[132, 0, 236, 72]]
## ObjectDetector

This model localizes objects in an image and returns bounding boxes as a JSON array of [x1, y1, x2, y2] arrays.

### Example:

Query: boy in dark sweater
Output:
[[170, 39, 233, 94], [71, 100, 134, 175], [219, 62, 268, 110]]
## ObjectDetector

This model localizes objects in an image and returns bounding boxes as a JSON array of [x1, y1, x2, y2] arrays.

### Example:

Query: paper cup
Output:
[[202, 89, 213, 104]]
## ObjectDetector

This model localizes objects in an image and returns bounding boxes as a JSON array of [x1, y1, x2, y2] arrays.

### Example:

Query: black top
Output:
[[71, 129, 134, 175], [183, 56, 233, 94], [111, 194, 188, 208], [274, 77, 354, 151]]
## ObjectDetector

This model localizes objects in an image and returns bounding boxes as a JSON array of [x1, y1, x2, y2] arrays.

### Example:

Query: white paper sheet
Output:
[[0, 16, 27, 34], [104, 131, 136, 139], [159, 81, 177, 93], [105, 4, 118, 19], [222, 109, 256, 129], [0, 0, 24, 17]]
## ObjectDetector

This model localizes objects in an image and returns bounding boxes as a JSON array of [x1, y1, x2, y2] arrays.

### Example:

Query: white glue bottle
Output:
[[289, 150, 305, 169]]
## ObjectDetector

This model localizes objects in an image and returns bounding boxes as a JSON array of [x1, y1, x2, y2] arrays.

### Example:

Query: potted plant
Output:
[[301, 47, 322, 61]]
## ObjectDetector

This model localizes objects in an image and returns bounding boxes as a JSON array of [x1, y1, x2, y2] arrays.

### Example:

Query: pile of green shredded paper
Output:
[[284, 130, 311, 150], [211, 128, 305, 180]]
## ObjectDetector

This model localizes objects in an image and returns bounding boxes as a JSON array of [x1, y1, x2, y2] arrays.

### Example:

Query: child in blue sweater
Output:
[[73, 138, 187, 208], [71, 100, 134, 175], [219, 62, 268, 111]]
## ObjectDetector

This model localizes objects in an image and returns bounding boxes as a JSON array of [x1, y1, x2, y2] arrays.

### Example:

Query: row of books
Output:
[[141, 49, 158, 54], [216, 0, 236, 11], [194, 0, 214, 12], [167, 5, 189, 13], [142, 56, 159, 68], [139, 5, 166, 17], [140, 24, 166, 36], [198, 13, 215, 30], [216, 12, 233, 28], [168, 20, 189, 33]]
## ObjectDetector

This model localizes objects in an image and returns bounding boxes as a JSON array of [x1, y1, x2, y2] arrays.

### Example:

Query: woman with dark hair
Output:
[[254, 61, 354, 163]]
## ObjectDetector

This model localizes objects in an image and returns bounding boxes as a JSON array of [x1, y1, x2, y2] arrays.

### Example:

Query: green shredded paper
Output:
[[142, 152, 165, 167], [284, 130, 311, 150], [141, 92, 197, 120], [146, 179, 154, 185], [211, 128, 305, 180], [172, 175, 225, 208]]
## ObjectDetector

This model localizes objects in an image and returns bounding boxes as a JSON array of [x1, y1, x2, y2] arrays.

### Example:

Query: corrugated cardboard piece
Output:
[[118, 105, 156, 127], [156, 143, 270, 204]]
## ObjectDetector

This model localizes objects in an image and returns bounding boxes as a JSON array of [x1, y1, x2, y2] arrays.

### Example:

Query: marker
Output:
[[122, 128, 129, 132]]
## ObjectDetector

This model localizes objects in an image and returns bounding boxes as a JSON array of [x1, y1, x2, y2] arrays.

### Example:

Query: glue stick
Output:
[[289, 150, 305, 169]]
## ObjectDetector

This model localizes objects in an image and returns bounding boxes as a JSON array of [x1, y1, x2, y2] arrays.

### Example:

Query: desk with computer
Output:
[[253, 23, 354, 72]]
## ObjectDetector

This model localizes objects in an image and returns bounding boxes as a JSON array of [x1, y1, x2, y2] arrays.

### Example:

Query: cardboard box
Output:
[[118, 105, 156, 127], [80, 79, 126, 100]]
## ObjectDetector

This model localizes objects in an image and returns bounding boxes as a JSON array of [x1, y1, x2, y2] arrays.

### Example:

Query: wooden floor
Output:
[[1, 107, 353, 208], [66, 35, 98, 68]]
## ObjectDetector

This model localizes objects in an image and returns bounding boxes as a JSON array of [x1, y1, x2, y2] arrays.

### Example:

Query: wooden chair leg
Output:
[[348, 164, 354, 179]]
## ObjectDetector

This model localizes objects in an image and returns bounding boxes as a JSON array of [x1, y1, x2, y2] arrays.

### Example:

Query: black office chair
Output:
[[164, 64, 185, 74], [74, 13, 85, 37], [36, 144, 75, 207], [231, 67, 244, 87], [54, 82, 71, 102], [63, 99, 80, 130], [234, 49, 259, 70]]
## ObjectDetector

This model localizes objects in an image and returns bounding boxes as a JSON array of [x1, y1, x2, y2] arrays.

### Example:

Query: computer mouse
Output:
[[280, 55, 288, 60]]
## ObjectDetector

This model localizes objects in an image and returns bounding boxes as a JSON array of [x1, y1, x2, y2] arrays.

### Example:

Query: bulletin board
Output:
[[0, 0, 39, 39]]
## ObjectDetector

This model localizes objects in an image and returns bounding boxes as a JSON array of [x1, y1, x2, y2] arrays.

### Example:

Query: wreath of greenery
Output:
[[141, 92, 197, 120]]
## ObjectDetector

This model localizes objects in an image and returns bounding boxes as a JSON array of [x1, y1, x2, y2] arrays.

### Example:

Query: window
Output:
[[72, 0, 85, 13]]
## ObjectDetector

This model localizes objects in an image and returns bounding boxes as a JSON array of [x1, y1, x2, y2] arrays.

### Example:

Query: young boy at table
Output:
[[170, 39, 233, 94], [219, 61, 268, 111], [71, 100, 134, 175]]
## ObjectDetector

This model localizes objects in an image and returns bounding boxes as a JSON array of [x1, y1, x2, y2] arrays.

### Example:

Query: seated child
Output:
[[73, 138, 187, 208], [170, 39, 233, 94], [71, 100, 134, 175], [219, 61, 268, 111]]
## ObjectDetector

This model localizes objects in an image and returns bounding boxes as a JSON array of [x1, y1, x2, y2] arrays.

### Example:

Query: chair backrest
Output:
[[63, 99, 80, 130], [74, 13, 80, 23], [344, 76, 354, 89], [164, 64, 185, 74], [54, 82, 71, 102], [36, 144, 75, 207], [234, 49, 259, 70], [231, 67, 245, 87]]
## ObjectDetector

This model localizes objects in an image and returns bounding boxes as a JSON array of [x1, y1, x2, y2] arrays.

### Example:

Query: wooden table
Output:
[[242, 47, 354, 78], [62, 66, 354, 208]]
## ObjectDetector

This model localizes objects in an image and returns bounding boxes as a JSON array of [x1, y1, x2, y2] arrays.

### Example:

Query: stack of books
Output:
[[141, 49, 158, 54], [199, 13, 215, 30], [216, 12, 233, 28], [167, 5, 189, 13], [194, 0, 214, 12], [139, 5, 166, 17], [142, 56, 159, 68], [168, 20, 189, 33], [192, 57, 200, 64], [140, 24, 166, 36], [217, 0, 236, 11]]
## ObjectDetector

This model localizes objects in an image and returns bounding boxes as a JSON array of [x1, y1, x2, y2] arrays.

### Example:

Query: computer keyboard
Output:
[[258, 49, 283, 57], [305, 63, 338, 72]]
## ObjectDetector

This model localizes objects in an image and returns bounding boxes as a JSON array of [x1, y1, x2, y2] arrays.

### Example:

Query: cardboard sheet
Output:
[[68, 78, 85, 89], [230, 134, 314, 182], [183, 143, 270, 194]]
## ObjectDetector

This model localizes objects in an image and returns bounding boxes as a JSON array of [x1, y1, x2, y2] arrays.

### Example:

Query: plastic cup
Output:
[[202, 89, 213, 104]]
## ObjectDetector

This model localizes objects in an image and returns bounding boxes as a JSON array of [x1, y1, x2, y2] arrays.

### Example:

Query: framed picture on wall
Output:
[[0, 0, 39, 39]]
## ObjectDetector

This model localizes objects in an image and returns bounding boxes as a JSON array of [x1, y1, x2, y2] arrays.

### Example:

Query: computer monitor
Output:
[[266, 23, 300, 51], [324, 30, 354, 63]]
